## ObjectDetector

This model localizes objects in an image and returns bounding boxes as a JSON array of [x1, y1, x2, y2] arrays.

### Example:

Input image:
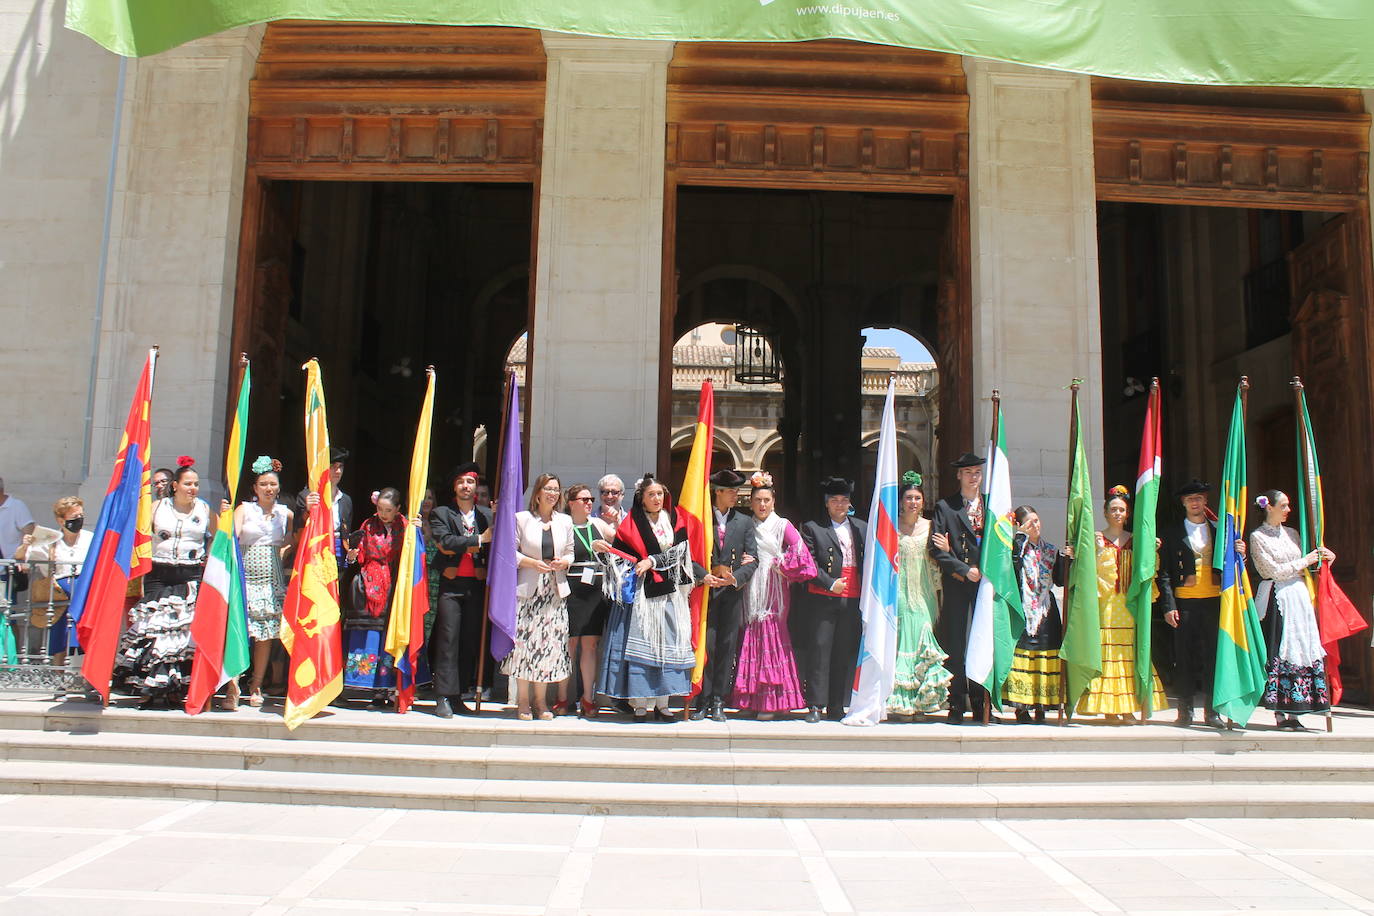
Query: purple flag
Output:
[[485, 373, 522, 661]]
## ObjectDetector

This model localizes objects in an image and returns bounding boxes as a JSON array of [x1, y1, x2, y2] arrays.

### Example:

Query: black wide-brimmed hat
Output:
[[709, 468, 747, 489], [951, 452, 985, 468], [820, 476, 854, 498], [1175, 478, 1212, 497]]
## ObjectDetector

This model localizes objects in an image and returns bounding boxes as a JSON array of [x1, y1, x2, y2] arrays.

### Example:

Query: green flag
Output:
[[1125, 382, 1162, 715], [967, 402, 1024, 709], [1060, 389, 1101, 709], [1212, 386, 1267, 725]]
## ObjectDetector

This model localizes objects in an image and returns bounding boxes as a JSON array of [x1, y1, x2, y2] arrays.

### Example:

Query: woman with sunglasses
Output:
[[563, 483, 616, 717]]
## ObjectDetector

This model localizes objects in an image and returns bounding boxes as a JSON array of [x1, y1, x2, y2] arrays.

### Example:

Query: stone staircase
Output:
[[2, 698, 1372, 819]]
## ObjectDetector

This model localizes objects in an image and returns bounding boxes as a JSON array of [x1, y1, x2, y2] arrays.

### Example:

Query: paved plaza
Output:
[[0, 795, 1371, 915]]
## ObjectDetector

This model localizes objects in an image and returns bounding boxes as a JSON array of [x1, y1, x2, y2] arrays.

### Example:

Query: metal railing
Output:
[[0, 559, 87, 695]]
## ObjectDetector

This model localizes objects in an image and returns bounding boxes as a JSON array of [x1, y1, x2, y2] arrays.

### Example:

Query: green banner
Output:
[[67, 1, 1374, 88]]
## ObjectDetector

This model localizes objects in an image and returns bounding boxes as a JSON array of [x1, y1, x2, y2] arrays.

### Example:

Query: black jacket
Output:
[[713, 508, 759, 590], [802, 516, 867, 592], [929, 494, 981, 583], [428, 503, 493, 584], [295, 486, 352, 540], [1160, 518, 1221, 591]]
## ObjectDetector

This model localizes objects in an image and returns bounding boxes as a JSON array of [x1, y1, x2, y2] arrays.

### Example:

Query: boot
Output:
[[708, 698, 727, 723]]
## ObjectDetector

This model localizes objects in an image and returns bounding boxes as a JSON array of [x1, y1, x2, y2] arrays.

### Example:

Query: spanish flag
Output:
[[185, 360, 252, 714], [677, 380, 714, 696], [1211, 384, 1266, 725], [281, 359, 343, 730], [69, 348, 157, 702], [385, 368, 435, 714]]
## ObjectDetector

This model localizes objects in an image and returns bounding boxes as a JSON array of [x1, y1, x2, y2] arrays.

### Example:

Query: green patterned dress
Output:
[[886, 518, 953, 715]]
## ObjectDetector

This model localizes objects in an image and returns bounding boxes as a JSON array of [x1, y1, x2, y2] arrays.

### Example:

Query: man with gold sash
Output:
[[1161, 478, 1231, 728]]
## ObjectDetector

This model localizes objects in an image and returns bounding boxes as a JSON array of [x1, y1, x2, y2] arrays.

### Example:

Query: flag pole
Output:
[[1290, 376, 1334, 733], [1059, 380, 1081, 726], [982, 388, 1001, 726], [474, 372, 514, 715]]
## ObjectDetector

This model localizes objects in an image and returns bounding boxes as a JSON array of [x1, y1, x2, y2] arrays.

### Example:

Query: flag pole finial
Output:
[[238, 352, 248, 368], [1239, 375, 1250, 391], [1149, 376, 1159, 391], [1069, 378, 1081, 392], [1290, 376, 1304, 391]]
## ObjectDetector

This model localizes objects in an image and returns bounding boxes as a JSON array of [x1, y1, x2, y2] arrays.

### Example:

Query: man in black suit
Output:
[[691, 469, 759, 723], [1160, 478, 1242, 729], [796, 477, 866, 723], [427, 462, 493, 718], [930, 452, 987, 724], [296, 446, 353, 575]]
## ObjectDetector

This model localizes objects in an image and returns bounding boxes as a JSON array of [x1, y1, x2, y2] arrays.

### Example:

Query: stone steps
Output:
[[3, 698, 1370, 819], [2, 730, 1371, 787]]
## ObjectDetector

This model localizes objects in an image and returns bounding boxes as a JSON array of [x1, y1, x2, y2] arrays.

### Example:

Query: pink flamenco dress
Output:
[[730, 511, 813, 714]]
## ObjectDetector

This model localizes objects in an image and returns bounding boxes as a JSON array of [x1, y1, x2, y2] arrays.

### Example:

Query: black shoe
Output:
[[1175, 708, 1195, 728], [452, 698, 477, 716], [708, 699, 727, 723], [1015, 708, 1032, 724], [1203, 710, 1226, 729], [805, 706, 822, 724], [653, 707, 678, 722], [1033, 707, 1047, 724], [947, 709, 966, 725], [689, 700, 711, 721], [434, 696, 454, 719], [825, 709, 845, 722]]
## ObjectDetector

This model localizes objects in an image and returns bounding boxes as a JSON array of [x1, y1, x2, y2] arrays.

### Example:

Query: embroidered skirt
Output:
[[500, 574, 571, 683], [243, 543, 286, 640], [1003, 648, 1063, 709]]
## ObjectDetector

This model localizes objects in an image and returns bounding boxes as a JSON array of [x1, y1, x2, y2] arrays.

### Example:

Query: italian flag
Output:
[[1125, 381, 1161, 715], [185, 362, 251, 714], [966, 403, 1023, 708]]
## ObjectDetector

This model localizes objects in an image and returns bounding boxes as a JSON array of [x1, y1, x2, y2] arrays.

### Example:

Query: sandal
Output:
[[550, 700, 569, 717], [538, 710, 554, 721], [580, 697, 599, 719], [249, 687, 264, 708], [517, 709, 533, 721]]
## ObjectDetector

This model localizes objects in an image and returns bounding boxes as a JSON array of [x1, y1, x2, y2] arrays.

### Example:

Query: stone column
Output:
[[966, 60, 1103, 537], [530, 34, 673, 489], [85, 26, 262, 504], [0, 1, 119, 508]]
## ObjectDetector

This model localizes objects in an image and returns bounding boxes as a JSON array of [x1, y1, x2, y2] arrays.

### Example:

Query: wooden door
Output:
[[1288, 212, 1374, 703]]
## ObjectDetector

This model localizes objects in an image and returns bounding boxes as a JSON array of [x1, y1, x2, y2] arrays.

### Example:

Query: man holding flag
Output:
[[930, 452, 988, 723], [690, 468, 758, 723], [798, 477, 867, 722]]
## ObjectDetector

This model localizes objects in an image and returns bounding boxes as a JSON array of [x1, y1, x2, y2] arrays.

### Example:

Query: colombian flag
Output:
[[385, 368, 435, 714], [185, 360, 251, 714], [1211, 384, 1267, 725], [677, 380, 714, 697], [70, 348, 157, 702], [281, 359, 343, 730], [1294, 380, 1367, 707]]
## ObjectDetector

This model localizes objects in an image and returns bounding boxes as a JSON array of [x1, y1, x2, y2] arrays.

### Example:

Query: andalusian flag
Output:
[[70, 348, 157, 702], [1211, 385, 1266, 725], [1060, 386, 1101, 709], [185, 361, 252, 714], [677, 380, 714, 696], [385, 368, 436, 714], [1126, 381, 1162, 715], [1294, 381, 1367, 707], [281, 359, 343, 730], [966, 400, 1023, 709], [842, 378, 900, 726]]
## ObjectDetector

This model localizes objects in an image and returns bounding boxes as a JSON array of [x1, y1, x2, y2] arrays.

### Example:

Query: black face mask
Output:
[[64, 516, 85, 534]]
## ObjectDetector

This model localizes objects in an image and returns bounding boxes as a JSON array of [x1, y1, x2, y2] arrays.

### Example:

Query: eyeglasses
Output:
[[600, 489, 622, 496], [569, 496, 594, 503]]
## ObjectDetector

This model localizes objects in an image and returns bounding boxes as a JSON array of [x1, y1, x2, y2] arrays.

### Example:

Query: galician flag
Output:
[[185, 360, 252, 714], [1125, 380, 1162, 715], [1060, 384, 1102, 709], [966, 399, 1024, 709], [1211, 384, 1267, 725], [281, 359, 344, 730], [677, 380, 714, 696], [70, 348, 157, 702], [842, 378, 901, 727], [385, 368, 436, 714]]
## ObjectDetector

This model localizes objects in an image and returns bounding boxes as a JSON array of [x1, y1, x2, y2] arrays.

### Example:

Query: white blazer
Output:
[[514, 510, 576, 599]]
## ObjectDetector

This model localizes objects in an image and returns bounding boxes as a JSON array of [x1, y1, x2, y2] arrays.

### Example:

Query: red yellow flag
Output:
[[280, 359, 343, 729], [677, 380, 714, 696]]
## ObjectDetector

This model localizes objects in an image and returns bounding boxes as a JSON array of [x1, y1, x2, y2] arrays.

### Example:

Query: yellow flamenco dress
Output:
[[1076, 536, 1167, 717]]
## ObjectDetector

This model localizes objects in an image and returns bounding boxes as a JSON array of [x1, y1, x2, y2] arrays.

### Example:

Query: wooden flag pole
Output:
[[473, 372, 514, 715], [982, 389, 1001, 726], [1059, 380, 1082, 726]]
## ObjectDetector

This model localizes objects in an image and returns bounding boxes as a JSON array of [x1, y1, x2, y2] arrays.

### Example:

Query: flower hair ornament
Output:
[[251, 455, 274, 475], [901, 470, 923, 488], [1107, 484, 1130, 499], [1255, 494, 1270, 510], [370, 490, 381, 506], [176, 455, 195, 469], [749, 471, 773, 489]]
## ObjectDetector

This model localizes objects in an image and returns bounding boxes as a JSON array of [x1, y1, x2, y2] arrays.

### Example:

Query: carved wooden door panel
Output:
[[1288, 212, 1374, 703]]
